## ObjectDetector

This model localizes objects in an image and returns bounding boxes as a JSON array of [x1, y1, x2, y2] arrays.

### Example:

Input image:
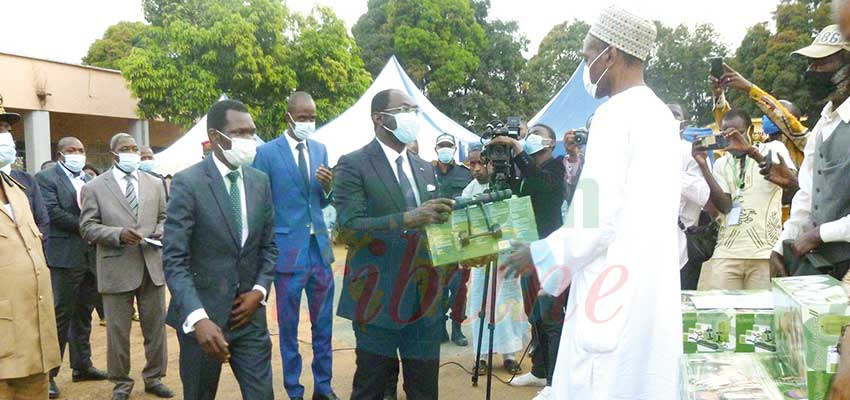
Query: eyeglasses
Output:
[[382, 106, 420, 115]]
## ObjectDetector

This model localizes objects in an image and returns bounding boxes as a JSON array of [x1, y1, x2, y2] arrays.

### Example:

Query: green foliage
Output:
[[646, 22, 729, 126], [454, 19, 529, 130], [289, 7, 372, 124], [522, 20, 590, 114], [730, 0, 833, 123], [83, 21, 151, 70]]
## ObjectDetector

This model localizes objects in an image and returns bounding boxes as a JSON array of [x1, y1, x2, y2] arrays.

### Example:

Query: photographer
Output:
[[488, 124, 566, 393], [559, 129, 585, 208], [694, 109, 796, 290]]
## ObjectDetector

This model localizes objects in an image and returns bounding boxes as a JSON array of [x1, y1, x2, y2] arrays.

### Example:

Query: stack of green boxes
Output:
[[682, 290, 776, 354], [681, 353, 807, 400], [774, 275, 850, 400]]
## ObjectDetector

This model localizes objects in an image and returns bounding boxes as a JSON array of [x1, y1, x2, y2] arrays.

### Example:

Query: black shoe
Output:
[[111, 393, 129, 400], [290, 398, 304, 400], [472, 359, 489, 376], [72, 366, 108, 382], [451, 321, 468, 346], [145, 383, 175, 398], [504, 359, 522, 374], [48, 378, 60, 399], [312, 392, 340, 400]]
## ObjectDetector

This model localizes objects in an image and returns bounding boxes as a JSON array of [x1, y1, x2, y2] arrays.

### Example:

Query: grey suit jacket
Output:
[[79, 168, 167, 294], [162, 156, 277, 331]]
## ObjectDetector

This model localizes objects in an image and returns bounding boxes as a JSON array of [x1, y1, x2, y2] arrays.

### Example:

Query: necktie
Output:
[[227, 170, 242, 235], [124, 175, 138, 217], [296, 142, 310, 190], [396, 156, 418, 211]]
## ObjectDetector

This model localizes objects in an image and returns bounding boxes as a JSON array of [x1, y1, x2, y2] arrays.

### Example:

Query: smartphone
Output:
[[695, 134, 729, 151], [709, 57, 724, 79], [762, 150, 774, 173]]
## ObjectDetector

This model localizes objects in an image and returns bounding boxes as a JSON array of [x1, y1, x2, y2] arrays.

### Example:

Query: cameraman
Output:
[[488, 124, 566, 392]]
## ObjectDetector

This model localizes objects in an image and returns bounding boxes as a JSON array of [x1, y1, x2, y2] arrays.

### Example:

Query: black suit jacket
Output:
[[10, 169, 49, 235], [163, 156, 277, 331], [514, 152, 566, 238], [334, 139, 445, 329], [35, 164, 90, 268]]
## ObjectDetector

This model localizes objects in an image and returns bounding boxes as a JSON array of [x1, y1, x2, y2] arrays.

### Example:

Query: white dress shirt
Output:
[[1, 203, 13, 222], [182, 154, 267, 334], [679, 139, 711, 268], [112, 166, 140, 197], [0, 164, 10, 175], [774, 99, 850, 253], [377, 138, 421, 206]]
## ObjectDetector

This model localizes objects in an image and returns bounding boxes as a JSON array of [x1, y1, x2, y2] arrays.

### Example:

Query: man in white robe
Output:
[[502, 5, 683, 399]]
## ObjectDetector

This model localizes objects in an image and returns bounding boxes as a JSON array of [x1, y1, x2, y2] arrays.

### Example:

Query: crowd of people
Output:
[[3, 3, 850, 400]]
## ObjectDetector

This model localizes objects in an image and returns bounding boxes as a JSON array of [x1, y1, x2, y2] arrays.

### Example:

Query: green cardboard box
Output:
[[774, 275, 850, 400], [682, 290, 775, 353], [424, 196, 538, 266], [681, 353, 806, 400]]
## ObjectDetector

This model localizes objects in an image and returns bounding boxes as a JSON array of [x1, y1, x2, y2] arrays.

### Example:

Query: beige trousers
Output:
[[697, 258, 771, 290], [0, 373, 48, 400]]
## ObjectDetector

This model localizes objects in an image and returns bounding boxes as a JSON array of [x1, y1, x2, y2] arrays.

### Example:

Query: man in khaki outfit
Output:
[[0, 170, 61, 399]]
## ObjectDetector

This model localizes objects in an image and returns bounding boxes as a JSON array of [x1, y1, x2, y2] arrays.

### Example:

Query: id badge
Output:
[[727, 202, 742, 226]]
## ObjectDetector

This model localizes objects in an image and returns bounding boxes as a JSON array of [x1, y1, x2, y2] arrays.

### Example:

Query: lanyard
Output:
[[730, 156, 750, 200]]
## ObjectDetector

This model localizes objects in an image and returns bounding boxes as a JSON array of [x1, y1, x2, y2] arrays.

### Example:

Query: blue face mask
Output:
[[437, 147, 455, 163], [523, 134, 550, 155], [115, 152, 141, 173], [382, 111, 421, 144], [139, 159, 156, 172]]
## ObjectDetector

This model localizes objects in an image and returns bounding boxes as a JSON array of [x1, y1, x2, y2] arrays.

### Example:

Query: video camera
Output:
[[481, 116, 522, 191]]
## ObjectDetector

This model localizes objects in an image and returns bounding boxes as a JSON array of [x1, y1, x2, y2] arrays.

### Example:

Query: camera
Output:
[[573, 128, 589, 146], [481, 116, 522, 191]]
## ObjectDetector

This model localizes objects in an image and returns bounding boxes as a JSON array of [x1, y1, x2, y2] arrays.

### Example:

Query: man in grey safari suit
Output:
[[79, 133, 173, 400]]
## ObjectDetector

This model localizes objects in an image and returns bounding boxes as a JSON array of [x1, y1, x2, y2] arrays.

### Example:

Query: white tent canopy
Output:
[[155, 95, 265, 176], [312, 56, 480, 166]]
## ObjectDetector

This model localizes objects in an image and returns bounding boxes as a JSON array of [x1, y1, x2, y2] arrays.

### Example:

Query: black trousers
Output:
[[49, 266, 97, 376], [680, 257, 704, 290], [351, 321, 441, 400], [176, 311, 273, 400], [521, 275, 567, 386]]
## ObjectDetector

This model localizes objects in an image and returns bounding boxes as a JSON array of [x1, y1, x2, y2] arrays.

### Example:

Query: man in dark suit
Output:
[[253, 92, 338, 400], [80, 133, 173, 400], [163, 99, 277, 400], [35, 136, 107, 398], [0, 110, 48, 235], [334, 88, 453, 400]]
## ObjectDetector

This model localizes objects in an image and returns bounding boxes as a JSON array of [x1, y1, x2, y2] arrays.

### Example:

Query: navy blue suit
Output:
[[253, 134, 335, 398]]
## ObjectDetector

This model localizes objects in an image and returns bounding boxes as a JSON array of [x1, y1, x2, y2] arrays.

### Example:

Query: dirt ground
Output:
[[52, 246, 540, 399]]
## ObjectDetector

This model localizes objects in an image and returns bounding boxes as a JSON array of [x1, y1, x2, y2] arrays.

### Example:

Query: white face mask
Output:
[[62, 153, 87, 173], [0, 133, 15, 168], [115, 152, 141, 173], [217, 130, 257, 167], [287, 113, 316, 141], [582, 47, 610, 98]]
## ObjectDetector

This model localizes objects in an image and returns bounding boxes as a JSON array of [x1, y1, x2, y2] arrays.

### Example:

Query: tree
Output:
[[353, 0, 486, 116], [646, 22, 729, 125], [729, 0, 833, 123], [289, 7, 372, 123], [82, 21, 151, 70], [454, 19, 529, 129], [521, 20, 590, 114]]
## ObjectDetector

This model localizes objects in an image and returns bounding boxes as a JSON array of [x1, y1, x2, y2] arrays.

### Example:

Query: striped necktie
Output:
[[124, 174, 138, 217]]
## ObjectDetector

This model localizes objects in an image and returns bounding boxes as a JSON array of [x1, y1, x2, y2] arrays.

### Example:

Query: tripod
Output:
[[471, 257, 499, 400]]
